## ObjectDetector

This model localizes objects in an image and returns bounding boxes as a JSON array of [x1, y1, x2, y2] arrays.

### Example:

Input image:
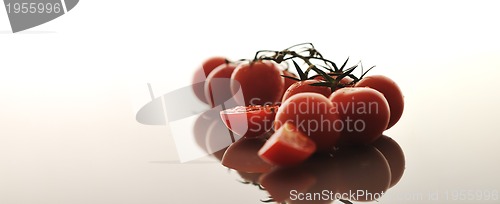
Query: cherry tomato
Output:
[[221, 137, 274, 173], [373, 135, 406, 188], [258, 122, 317, 166], [204, 63, 237, 107], [275, 93, 341, 151], [329, 87, 390, 146], [220, 105, 278, 138], [355, 75, 404, 129], [192, 56, 227, 104], [282, 79, 331, 102], [230, 60, 284, 106], [331, 146, 391, 202]]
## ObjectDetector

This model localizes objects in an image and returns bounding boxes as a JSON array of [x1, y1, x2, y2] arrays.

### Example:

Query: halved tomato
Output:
[[258, 122, 317, 166], [220, 105, 278, 138]]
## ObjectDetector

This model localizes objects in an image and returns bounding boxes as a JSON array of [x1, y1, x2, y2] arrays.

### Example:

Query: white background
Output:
[[1, 1, 499, 203]]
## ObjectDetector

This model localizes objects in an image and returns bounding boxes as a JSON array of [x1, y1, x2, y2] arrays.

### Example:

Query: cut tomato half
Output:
[[220, 105, 278, 138], [258, 122, 317, 166]]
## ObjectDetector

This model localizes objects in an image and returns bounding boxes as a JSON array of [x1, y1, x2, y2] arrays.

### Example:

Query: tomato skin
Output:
[[220, 105, 278, 138], [275, 93, 341, 151], [355, 75, 404, 129], [282, 70, 298, 93], [329, 87, 390, 146], [204, 63, 237, 107], [221, 137, 274, 173], [281, 80, 332, 102], [230, 60, 285, 106], [192, 57, 227, 104], [373, 135, 406, 188], [258, 123, 317, 166]]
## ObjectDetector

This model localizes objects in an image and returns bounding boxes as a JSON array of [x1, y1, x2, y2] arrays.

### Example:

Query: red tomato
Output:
[[373, 135, 406, 188], [220, 105, 278, 138], [355, 75, 404, 129], [275, 93, 341, 151], [230, 60, 284, 106], [192, 56, 227, 104], [282, 70, 298, 93], [329, 87, 390, 146], [281, 79, 331, 102], [204, 63, 237, 107], [221, 137, 274, 173], [258, 122, 317, 166]]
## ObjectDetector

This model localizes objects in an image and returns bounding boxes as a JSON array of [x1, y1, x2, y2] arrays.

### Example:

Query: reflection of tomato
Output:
[[237, 171, 262, 184], [259, 122, 316, 166], [332, 146, 391, 202], [221, 137, 274, 173], [275, 93, 341, 151], [373, 135, 406, 188], [282, 80, 331, 102], [192, 56, 227, 104], [193, 110, 237, 161], [204, 63, 237, 107], [230, 60, 284, 106], [355, 75, 404, 129], [220, 105, 278, 138], [329, 87, 390, 146], [259, 166, 316, 203]]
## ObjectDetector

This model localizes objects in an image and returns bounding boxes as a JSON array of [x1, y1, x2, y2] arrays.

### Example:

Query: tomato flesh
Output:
[[220, 105, 278, 138], [258, 122, 317, 166]]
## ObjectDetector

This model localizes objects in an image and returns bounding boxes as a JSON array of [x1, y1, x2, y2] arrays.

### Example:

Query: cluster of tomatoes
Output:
[[192, 43, 404, 167]]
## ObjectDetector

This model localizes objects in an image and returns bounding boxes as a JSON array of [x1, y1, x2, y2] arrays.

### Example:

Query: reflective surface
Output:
[[1, 1, 500, 204]]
